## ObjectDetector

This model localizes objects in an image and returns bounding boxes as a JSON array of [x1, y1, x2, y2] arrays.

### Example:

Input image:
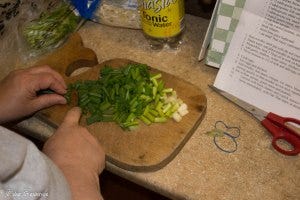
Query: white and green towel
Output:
[[200, 0, 246, 68]]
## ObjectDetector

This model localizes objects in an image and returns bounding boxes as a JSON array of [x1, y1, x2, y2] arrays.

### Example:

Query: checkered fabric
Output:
[[206, 0, 246, 68]]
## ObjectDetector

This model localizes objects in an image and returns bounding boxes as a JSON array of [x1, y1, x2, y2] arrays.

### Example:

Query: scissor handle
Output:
[[266, 112, 300, 132], [262, 118, 300, 156]]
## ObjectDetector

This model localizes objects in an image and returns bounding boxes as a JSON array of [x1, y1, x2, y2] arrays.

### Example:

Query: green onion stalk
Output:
[[23, 3, 81, 50]]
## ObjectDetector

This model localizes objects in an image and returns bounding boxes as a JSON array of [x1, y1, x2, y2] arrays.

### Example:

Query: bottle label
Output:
[[139, 0, 184, 38]]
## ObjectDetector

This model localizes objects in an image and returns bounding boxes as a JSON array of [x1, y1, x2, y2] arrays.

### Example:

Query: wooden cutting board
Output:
[[35, 33, 207, 172]]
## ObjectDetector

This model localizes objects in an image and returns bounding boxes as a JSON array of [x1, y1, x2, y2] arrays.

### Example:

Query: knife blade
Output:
[[209, 85, 267, 121]]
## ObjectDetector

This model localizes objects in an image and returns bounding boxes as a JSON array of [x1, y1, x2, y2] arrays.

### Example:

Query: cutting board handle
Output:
[[65, 59, 99, 77], [35, 33, 98, 78]]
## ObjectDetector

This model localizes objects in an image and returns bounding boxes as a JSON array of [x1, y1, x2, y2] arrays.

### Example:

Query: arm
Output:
[[43, 107, 105, 200], [0, 66, 105, 199]]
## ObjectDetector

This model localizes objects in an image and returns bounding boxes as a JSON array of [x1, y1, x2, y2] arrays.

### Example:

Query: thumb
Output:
[[62, 107, 82, 126]]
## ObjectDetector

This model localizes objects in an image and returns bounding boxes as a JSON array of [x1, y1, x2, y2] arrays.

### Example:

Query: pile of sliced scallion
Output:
[[65, 63, 189, 130]]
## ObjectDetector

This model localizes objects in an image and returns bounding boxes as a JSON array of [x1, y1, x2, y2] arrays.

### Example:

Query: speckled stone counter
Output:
[[12, 15, 300, 200]]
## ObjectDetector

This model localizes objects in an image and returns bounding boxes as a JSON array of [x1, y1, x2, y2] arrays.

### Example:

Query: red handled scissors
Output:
[[210, 86, 300, 156], [252, 111, 300, 156]]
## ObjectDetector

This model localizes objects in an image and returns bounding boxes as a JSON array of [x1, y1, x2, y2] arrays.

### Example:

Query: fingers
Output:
[[62, 107, 82, 126], [28, 66, 68, 115], [32, 94, 67, 111], [29, 65, 67, 89], [33, 72, 67, 95], [0, 65, 69, 122]]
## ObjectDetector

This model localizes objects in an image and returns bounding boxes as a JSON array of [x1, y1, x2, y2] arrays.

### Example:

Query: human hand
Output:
[[43, 106, 105, 174], [0, 65, 67, 123], [43, 107, 105, 200]]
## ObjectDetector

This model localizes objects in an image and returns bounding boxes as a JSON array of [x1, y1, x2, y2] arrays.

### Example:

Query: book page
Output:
[[214, 0, 300, 119]]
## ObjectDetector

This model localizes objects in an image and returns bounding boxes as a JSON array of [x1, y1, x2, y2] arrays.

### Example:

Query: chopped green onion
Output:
[[65, 64, 188, 130]]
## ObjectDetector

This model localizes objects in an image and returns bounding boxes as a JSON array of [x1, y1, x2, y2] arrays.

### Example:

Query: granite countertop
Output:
[[15, 15, 299, 200]]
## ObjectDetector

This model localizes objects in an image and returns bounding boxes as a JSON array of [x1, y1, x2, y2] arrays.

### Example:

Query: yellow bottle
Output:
[[139, 0, 185, 49]]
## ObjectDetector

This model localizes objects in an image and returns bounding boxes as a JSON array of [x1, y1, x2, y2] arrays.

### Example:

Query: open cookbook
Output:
[[201, 0, 300, 119]]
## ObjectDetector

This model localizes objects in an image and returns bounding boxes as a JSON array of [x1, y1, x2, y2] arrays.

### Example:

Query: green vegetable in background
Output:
[[24, 3, 80, 50], [65, 63, 189, 130]]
